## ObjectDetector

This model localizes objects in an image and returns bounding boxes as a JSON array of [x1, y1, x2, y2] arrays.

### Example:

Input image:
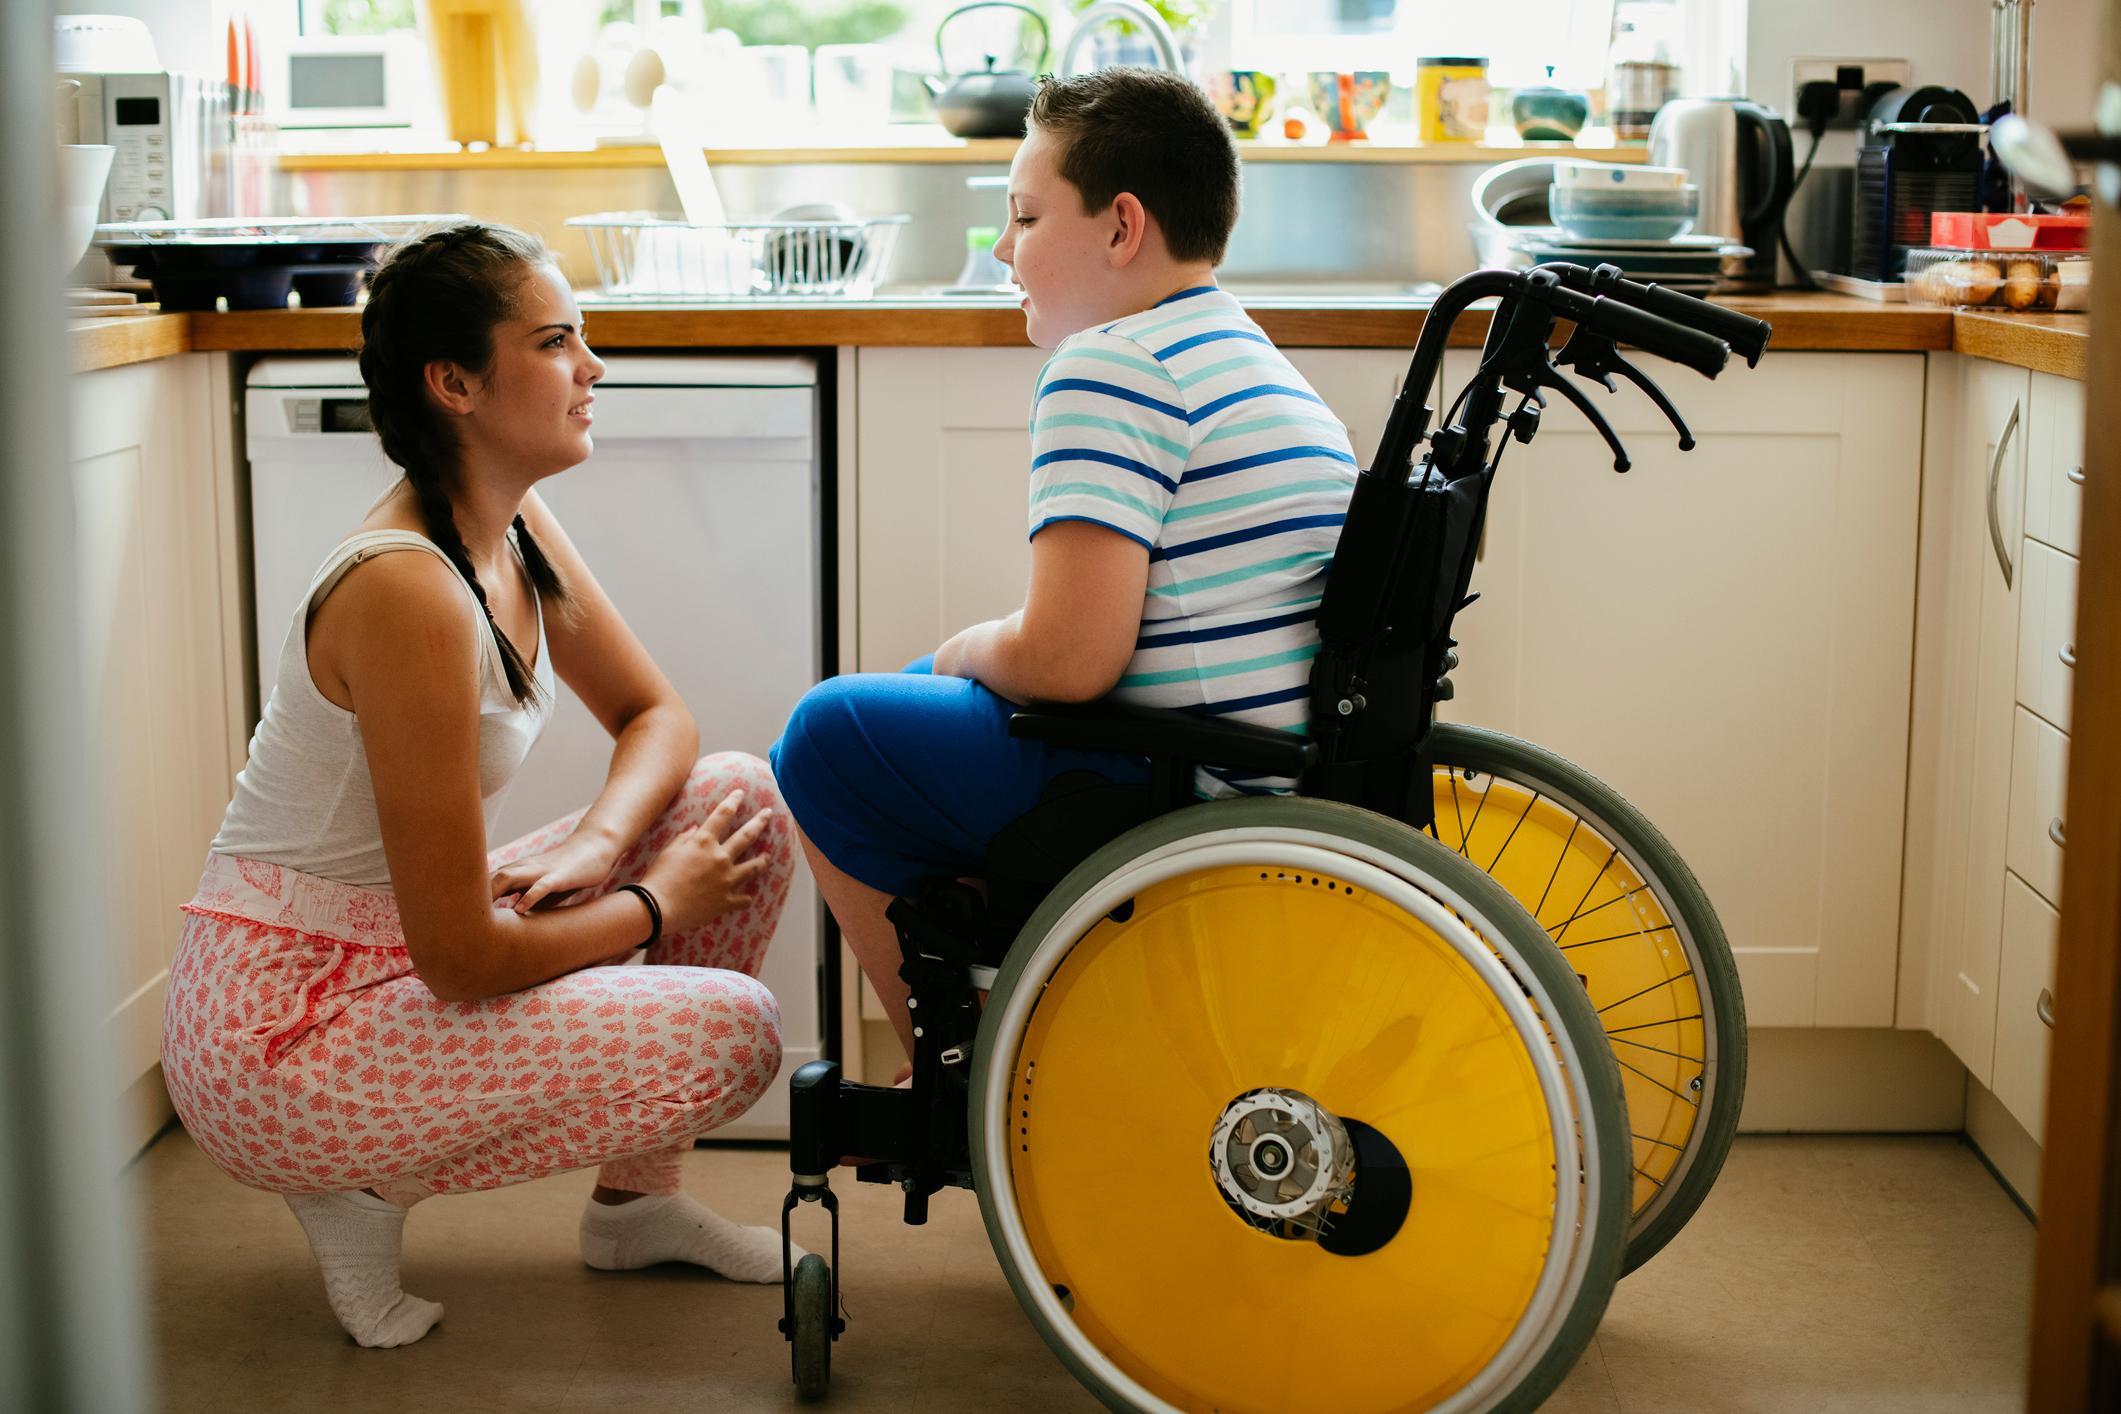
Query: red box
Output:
[[1930, 212, 2091, 251]]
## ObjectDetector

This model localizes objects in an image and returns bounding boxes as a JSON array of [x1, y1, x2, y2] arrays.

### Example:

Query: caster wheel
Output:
[[791, 1252, 833, 1400]]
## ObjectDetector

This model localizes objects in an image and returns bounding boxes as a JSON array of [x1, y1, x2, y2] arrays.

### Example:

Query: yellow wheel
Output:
[[1424, 724, 1746, 1274], [969, 797, 1628, 1414]]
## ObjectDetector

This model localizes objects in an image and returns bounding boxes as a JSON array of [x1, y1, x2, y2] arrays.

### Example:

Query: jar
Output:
[[1607, 2, 1679, 141], [1416, 56, 1490, 143]]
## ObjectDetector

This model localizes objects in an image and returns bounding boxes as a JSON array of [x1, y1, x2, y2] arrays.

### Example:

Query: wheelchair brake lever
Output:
[[1534, 365, 1632, 473], [1605, 351, 1697, 453], [1552, 324, 1619, 394]]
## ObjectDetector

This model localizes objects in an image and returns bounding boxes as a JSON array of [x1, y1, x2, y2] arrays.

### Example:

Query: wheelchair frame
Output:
[[776, 262, 1774, 1404]]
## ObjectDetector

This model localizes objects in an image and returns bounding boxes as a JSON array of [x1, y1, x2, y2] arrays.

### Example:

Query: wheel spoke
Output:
[[1448, 773, 1470, 857], [1560, 922, 1677, 951], [1596, 971, 1696, 1015], [1532, 816, 1583, 920], [1615, 1054, 1700, 1107], [1632, 1165, 1669, 1189], [1604, 1013, 1703, 1037], [1547, 881, 1654, 935], [1607, 1032, 1704, 1064], [1632, 1131, 1686, 1152], [1552, 846, 1620, 945], [1483, 791, 1539, 876]]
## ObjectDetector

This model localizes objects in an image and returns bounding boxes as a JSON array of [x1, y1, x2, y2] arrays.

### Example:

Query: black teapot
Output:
[[924, 2, 1049, 139]]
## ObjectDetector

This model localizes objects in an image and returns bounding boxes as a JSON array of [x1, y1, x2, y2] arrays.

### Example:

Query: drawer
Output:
[[2025, 371, 2085, 557], [2006, 706, 2071, 908], [2016, 538, 2079, 731], [1993, 870, 2059, 1145]]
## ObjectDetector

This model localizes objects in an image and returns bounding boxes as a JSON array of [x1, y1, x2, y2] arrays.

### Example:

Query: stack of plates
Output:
[[1512, 233, 1751, 294]]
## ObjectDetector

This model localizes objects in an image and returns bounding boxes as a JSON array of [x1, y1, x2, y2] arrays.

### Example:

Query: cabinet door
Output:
[[854, 347, 1048, 672], [1928, 357, 2031, 1081], [851, 346, 1406, 673], [69, 355, 238, 1106], [1992, 871, 2060, 1143], [1439, 350, 1923, 1027], [2024, 370, 2086, 557]]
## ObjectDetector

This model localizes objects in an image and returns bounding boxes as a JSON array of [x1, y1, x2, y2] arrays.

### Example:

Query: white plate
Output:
[[1519, 234, 1750, 253]]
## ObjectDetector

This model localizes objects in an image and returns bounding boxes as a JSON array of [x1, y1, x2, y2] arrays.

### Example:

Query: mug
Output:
[[1208, 69, 1278, 137], [1307, 71, 1389, 142]]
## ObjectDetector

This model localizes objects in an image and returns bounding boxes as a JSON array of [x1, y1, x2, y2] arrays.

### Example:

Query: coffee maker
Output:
[[1849, 85, 1985, 281], [1648, 98, 1795, 290]]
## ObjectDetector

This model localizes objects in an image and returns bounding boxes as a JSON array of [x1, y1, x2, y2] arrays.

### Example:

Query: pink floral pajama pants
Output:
[[161, 751, 794, 1204]]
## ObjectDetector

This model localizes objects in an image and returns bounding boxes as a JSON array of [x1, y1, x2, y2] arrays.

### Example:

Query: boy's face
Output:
[[995, 125, 1125, 348]]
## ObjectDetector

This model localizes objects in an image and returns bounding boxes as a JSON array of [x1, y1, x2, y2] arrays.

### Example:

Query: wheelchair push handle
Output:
[[1560, 264, 1774, 368], [1550, 285, 1732, 380]]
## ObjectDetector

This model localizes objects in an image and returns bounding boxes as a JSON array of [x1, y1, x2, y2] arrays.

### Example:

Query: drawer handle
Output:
[[2038, 988, 2055, 1028], [2061, 642, 2077, 669], [1986, 400, 2021, 588], [2049, 816, 2067, 849], [2067, 464, 2086, 485]]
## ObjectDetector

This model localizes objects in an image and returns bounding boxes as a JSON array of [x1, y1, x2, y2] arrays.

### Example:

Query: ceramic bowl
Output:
[[1552, 161, 1690, 190]]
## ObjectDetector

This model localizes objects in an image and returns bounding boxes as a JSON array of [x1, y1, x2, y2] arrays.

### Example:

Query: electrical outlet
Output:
[[1790, 58, 1914, 129]]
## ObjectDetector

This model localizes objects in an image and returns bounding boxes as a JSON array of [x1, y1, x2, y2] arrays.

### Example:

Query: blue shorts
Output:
[[768, 657, 1148, 897]]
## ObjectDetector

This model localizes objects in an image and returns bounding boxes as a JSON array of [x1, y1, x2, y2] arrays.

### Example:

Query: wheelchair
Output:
[[778, 263, 1773, 1412]]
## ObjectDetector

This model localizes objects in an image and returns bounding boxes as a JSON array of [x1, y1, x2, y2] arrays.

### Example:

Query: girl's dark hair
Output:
[[357, 221, 571, 707]]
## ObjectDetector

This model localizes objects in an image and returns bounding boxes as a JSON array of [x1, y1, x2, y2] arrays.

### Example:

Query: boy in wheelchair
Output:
[[771, 68, 1359, 1063]]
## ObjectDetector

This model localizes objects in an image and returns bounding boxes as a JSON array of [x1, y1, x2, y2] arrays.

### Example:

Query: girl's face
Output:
[[458, 263, 606, 476]]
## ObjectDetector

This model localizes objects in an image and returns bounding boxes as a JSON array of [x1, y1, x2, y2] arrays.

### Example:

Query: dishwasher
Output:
[[244, 354, 825, 1139]]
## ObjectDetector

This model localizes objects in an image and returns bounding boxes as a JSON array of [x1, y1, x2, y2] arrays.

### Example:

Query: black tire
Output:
[[967, 796, 1630, 1413], [790, 1252, 832, 1401], [1427, 722, 1748, 1275]]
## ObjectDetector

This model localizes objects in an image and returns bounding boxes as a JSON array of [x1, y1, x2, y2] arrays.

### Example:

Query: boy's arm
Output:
[[934, 520, 1148, 704]]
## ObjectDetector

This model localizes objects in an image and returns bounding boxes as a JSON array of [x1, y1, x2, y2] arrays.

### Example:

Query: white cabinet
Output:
[[1904, 354, 2084, 1132], [852, 346, 1405, 671], [1442, 350, 1924, 1028], [69, 354, 246, 1145]]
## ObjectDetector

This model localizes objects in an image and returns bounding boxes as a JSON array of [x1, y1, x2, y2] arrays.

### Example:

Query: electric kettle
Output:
[[1649, 97, 1795, 289]]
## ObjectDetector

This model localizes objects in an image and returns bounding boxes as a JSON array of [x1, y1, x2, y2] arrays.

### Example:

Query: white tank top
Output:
[[211, 529, 555, 888]]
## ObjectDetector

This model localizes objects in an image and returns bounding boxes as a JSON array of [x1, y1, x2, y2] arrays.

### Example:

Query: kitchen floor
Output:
[[134, 1127, 2033, 1413]]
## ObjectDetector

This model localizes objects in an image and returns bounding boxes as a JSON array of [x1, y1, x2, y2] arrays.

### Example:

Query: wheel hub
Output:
[[1207, 1087, 1356, 1239]]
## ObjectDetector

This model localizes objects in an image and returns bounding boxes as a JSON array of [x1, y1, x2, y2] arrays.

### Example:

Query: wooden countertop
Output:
[[72, 293, 2089, 378]]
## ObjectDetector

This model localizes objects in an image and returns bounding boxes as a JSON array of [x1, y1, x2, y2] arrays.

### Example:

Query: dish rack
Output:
[[568, 212, 909, 300]]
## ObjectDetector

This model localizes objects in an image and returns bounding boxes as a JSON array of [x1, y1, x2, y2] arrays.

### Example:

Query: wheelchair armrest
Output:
[[1008, 700, 1319, 778]]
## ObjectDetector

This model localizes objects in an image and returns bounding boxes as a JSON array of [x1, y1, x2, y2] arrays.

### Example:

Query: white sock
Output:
[[282, 1191, 444, 1348], [579, 1191, 803, 1283]]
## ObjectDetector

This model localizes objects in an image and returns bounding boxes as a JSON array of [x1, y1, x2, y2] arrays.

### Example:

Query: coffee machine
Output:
[[1648, 98, 1795, 290], [1849, 85, 1985, 281]]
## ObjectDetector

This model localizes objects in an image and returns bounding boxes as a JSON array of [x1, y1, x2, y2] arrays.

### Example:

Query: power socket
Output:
[[1789, 58, 1914, 129]]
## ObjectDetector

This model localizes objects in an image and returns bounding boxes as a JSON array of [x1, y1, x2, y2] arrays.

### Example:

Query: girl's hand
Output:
[[489, 830, 622, 913], [639, 788, 777, 934]]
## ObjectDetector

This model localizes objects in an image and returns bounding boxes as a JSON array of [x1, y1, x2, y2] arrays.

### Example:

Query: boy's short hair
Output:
[[1028, 68, 1240, 266]]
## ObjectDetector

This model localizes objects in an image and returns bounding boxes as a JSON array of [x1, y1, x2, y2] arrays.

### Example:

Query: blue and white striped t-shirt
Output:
[[1027, 284, 1359, 795]]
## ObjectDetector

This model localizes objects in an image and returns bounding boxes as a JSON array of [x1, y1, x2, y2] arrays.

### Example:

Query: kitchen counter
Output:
[[71, 294, 2088, 378]]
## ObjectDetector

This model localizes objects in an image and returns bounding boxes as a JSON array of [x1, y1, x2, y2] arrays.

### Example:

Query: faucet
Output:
[[1058, 0, 1183, 77]]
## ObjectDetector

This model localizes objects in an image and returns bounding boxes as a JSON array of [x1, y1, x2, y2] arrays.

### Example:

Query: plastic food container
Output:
[[1929, 211, 2090, 252], [1905, 246, 2091, 311]]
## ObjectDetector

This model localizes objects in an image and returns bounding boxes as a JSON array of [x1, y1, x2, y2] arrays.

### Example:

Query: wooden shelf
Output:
[[273, 137, 1648, 172]]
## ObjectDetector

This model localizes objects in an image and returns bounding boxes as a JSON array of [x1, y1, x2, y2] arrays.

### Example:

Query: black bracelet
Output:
[[616, 883, 662, 950]]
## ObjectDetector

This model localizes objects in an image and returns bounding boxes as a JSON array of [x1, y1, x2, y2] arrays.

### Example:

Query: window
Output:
[[1227, 0, 1620, 87]]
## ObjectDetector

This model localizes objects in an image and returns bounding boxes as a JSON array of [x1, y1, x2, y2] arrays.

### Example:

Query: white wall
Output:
[[1747, 0, 2097, 165]]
